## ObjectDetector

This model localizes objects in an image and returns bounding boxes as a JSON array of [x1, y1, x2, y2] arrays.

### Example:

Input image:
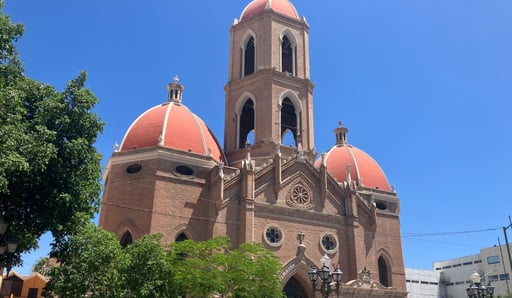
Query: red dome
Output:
[[120, 102, 225, 163], [240, 0, 299, 21], [315, 144, 390, 192]]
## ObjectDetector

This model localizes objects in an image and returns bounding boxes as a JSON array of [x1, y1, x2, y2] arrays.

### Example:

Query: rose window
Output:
[[286, 180, 313, 209]]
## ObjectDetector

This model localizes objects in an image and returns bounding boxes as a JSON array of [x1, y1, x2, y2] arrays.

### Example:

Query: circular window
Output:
[[175, 165, 194, 176], [263, 225, 284, 247], [126, 163, 142, 174], [375, 202, 387, 210], [320, 232, 338, 254]]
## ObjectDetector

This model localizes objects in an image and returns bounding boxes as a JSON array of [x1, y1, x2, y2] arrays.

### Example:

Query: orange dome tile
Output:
[[317, 145, 390, 191], [315, 123, 390, 191], [120, 102, 225, 163], [240, 0, 299, 21]]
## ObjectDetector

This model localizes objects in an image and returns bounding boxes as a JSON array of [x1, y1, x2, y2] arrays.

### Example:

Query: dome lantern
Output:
[[167, 75, 184, 104], [334, 121, 348, 146]]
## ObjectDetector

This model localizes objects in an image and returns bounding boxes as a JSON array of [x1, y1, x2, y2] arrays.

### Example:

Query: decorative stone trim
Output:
[[286, 178, 313, 209]]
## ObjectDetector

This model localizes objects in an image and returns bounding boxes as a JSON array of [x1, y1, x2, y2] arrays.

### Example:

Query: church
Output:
[[99, 0, 407, 296]]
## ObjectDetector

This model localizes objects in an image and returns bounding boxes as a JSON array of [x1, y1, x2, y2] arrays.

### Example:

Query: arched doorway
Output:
[[283, 276, 308, 298]]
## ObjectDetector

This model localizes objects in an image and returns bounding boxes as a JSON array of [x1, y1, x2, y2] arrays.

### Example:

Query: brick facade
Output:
[[99, 1, 407, 297]]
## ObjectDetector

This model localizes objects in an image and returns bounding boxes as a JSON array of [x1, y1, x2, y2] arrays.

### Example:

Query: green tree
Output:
[[122, 233, 176, 298], [45, 227, 284, 298], [32, 256, 50, 276], [0, 2, 104, 259], [170, 236, 285, 298], [43, 223, 126, 298]]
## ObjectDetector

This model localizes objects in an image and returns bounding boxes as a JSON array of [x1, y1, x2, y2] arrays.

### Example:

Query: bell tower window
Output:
[[280, 98, 297, 146], [243, 37, 255, 77], [281, 35, 295, 75], [378, 256, 390, 287], [239, 99, 255, 148]]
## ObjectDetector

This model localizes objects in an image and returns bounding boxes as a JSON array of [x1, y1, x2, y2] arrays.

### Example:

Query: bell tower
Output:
[[224, 0, 315, 165]]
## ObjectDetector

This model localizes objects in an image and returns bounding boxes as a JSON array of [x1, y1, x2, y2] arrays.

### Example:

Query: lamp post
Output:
[[466, 271, 495, 298], [0, 216, 19, 275], [308, 255, 343, 298]]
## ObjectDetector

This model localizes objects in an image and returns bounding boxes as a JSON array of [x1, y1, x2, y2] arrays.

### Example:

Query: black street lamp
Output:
[[308, 255, 343, 298], [466, 271, 495, 298], [0, 216, 19, 275]]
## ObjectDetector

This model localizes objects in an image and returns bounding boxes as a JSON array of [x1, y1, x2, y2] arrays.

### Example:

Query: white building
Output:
[[405, 244, 511, 297], [405, 268, 445, 298], [433, 245, 511, 297]]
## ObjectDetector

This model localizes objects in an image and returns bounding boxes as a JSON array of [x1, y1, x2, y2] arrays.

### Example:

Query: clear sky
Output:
[[4, 0, 512, 275]]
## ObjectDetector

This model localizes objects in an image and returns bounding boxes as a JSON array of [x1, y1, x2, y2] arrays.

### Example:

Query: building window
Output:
[[263, 225, 283, 247], [500, 273, 509, 280], [126, 163, 142, 174], [120, 231, 133, 248], [280, 97, 297, 147], [175, 165, 194, 176], [378, 256, 390, 287], [488, 275, 499, 282], [239, 99, 255, 148], [375, 202, 387, 210], [243, 37, 255, 76], [175, 233, 188, 242], [487, 255, 500, 264], [319, 233, 338, 254], [281, 35, 295, 75], [321, 235, 337, 251]]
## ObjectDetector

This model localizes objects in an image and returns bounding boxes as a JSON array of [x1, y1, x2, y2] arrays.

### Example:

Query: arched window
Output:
[[243, 37, 255, 76], [281, 35, 295, 75], [120, 231, 133, 248], [378, 256, 390, 287], [239, 99, 255, 148], [280, 98, 297, 146], [175, 233, 188, 242]]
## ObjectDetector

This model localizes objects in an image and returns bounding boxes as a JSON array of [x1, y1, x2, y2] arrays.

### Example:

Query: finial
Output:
[[173, 75, 180, 83], [346, 163, 352, 183], [113, 142, 119, 152], [265, 0, 272, 9], [297, 232, 305, 245]]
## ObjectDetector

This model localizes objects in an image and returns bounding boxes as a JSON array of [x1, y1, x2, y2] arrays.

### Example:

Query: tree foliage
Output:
[[32, 256, 50, 276], [170, 237, 285, 298], [122, 234, 176, 298], [43, 223, 126, 298], [0, 3, 104, 257], [44, 225, 285, 298]]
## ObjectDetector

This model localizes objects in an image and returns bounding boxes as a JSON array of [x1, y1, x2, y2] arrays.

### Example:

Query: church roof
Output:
[[119, 78, 225, 163], [315, 123, 391, 192], [240, 0, 299, 21]]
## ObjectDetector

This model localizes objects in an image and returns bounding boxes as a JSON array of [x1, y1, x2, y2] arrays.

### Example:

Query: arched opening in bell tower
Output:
[[242, 37, 255, 77], [239, 99, 255, 148], [280, 97, 298, 147], [281, 35, 295, 75]]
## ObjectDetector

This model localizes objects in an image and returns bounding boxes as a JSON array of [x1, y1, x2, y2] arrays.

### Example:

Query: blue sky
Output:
[[4, 0, 512, 275]]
